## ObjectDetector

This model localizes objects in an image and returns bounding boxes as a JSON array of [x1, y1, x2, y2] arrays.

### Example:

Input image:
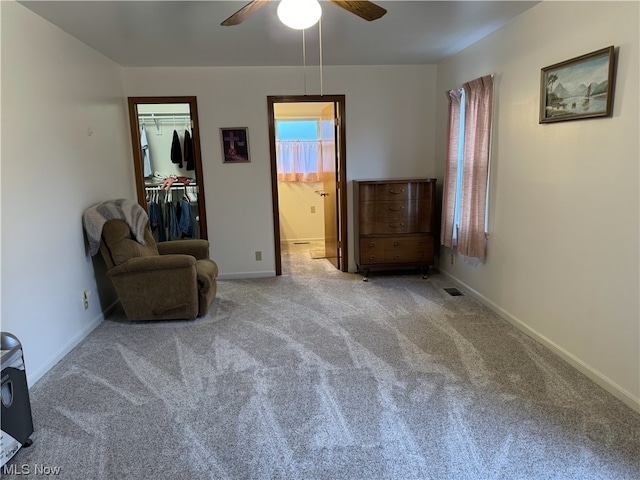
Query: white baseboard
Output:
[[217, 271, 276, 280], [439, 270, 640, 414], [281, 238, 324, 244], [27, 301, 117, 387]]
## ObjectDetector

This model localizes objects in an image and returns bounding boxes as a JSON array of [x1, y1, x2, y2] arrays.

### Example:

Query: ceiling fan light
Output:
[[277, 0, 322, 30]]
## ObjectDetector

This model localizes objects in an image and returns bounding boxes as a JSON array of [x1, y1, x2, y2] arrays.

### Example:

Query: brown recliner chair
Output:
[[99, 219, 218, 321]]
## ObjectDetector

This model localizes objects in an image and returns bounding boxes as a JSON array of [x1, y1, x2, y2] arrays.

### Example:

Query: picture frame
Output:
[[220, 127, 250, 163], [539, 46, 615, 124]]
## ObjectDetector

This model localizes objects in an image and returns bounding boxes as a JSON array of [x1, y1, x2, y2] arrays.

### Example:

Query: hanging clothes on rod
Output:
[[144, 185, 200, 241], [171, 130, 183, 168], [140, 124, 152, 177], [148, 198, 166, 242], [184, 129, 194, 171], [167, 197, 180, 239], [137, 104, 202, 240], [178, 198, 193, 238]]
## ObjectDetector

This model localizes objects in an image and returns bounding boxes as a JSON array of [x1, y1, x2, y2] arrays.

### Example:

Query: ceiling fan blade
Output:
[[221, 0, 272, 26], [327, 0, 387, 21]]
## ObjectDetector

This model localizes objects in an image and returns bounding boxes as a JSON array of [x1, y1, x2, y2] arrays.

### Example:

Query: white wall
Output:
[[278, 181, 325, 243], [0, 2, 134, 385], [122, 65, 438, 275], [435, 1, 639, 410]]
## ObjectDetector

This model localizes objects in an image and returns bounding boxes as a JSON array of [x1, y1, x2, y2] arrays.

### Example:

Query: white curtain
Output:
[[276, 140, 324, 182]]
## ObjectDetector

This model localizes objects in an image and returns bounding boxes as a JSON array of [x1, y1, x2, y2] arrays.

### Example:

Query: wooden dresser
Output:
[[354, 178, 437, 279]]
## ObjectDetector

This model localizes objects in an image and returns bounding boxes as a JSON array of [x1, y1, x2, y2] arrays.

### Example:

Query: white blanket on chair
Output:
[[83, 199, 148, 256]]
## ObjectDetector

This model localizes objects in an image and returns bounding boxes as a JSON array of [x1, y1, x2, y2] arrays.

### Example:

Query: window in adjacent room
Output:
[[276, 119, 323, 182], [441, 75, 494, 260]]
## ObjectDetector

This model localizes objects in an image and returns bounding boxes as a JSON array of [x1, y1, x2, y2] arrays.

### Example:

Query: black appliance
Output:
[[1, 332, 34, 467]]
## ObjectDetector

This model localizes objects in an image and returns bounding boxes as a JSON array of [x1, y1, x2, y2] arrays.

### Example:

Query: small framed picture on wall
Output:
[[220, 127, 250, 163]]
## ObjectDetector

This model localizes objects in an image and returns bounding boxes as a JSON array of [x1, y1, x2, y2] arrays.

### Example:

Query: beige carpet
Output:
[[5, 243, 640, 479], [286, 241, 325, 259], [309, 248, 326, 259]]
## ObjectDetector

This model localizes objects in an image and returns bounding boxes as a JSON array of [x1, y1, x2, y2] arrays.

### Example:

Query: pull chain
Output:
[[319, 17, 323, 96], [302, 29, 307, 95]]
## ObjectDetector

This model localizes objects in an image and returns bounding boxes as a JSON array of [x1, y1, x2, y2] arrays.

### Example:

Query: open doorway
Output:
[[127, 96, 208, 241], [267, 95, 347, 276]]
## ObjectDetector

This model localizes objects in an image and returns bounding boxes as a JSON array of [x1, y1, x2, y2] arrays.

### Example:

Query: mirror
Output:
[[127, 96, 208, 241]]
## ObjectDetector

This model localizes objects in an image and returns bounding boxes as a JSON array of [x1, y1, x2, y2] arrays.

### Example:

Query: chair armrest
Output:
[[108, 254, 196, 276], [157, 239, 210, 260]]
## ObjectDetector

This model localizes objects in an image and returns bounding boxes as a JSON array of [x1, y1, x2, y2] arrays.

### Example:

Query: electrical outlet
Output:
[[255, 251, 262, 261], [450, 254, 456, 266], [310, 206, 316, 213], [83, 290, 91, 310]]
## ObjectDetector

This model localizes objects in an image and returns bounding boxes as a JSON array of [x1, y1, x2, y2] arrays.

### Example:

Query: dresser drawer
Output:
[[360, 182, 419, 203], [374, 183, 412, 202], [361, 201, 410, 219], [360, 216, 421, 235], [359, 236, 434, 265], [359, 238, 384, 264], [384, 236, 434, 263]]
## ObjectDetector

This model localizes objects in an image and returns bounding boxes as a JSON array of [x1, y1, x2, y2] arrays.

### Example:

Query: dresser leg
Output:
[[363, 268, 370, 282], [421, 266, 430, 279]]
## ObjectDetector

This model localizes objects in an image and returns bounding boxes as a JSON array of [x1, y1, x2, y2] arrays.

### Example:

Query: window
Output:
[[276, 119, 323, 182], [441, 75, 494, 260]]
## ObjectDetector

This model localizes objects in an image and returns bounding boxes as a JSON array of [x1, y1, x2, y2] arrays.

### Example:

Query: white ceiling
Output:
[[18, 1, 540, 67]]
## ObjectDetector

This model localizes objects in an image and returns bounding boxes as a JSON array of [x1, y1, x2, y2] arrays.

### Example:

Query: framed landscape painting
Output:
[[539, 46, 615, 123]]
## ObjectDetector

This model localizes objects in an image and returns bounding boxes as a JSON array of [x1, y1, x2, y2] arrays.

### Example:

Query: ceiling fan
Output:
[[221, 0, 387, 27]]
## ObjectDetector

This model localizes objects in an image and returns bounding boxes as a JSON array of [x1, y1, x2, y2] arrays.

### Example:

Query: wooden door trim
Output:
[[267, 95, 348, 275], [127, 96, 208, 240]]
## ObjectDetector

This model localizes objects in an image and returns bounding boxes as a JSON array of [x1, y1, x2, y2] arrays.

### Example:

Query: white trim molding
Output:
[[439, 270, 640, 414]]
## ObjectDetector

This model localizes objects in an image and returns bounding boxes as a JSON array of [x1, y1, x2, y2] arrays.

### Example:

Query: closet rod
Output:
[[138, 113, 191, 120], [145, 183, 197, 189], [138, 112, 190, 117]]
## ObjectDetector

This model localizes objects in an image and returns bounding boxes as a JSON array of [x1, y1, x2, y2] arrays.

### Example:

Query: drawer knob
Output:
[[369, 242, 376, 247], [389, 223, 405, 228], [369, 255, 376, 260], [393, 242, 399, 247], [389, 206, 405, 211], [389, 189, 405, 194], [394, 255, 400, 259]]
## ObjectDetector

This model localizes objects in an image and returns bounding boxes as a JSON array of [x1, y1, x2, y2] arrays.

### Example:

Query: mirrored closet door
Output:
[[127, 96, 208, 241]]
